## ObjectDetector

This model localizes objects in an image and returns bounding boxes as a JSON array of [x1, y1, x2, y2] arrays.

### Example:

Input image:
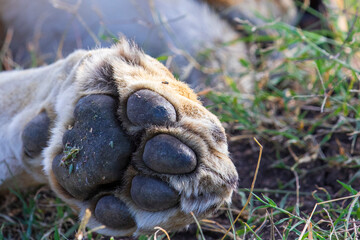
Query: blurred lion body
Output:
[[0, 0, 296, 91]]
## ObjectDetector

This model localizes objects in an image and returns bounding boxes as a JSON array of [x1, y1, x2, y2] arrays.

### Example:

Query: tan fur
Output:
[[54, 40, 237, 236], [0, 40, 238, 236]]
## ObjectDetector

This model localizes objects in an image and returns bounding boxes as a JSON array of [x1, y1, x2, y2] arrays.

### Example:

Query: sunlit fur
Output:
[[0, 40, 238, 236]]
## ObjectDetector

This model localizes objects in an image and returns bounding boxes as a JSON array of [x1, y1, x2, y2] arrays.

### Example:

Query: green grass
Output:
[[203, 0, 360, 238], [1, 0, 359, 239], [0, 188, 78, 240], [208, 0, 360, 167]]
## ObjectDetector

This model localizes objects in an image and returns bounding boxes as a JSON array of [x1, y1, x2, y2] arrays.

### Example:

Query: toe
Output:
[[95, 195, 135, 229], [130, 176, 179, 211], [127, 89, 176, 126], [143, 134, 197, 174], [22, 111, 50, 157]]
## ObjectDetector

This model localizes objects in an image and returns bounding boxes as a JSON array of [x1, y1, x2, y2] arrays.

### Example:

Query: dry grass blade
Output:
[[0, 27, 19, 70], [221, 137, 263, 240], [314, 64, 328, 113], [345, 192, 360, 240], [200, 219, 242, 240], [0, 213, 16, 224], [154, 226, 171, 240], [308, 222, 313, 240], [290, 167, 300, 215], [75, 208, 91, 240], [0, 28, 13, 65], [299, 191, 360, 239], [86, 225, 105, 236], [50, 0, 100, 46], [191, 211, 206, 240], [323, 208, 340, 240]]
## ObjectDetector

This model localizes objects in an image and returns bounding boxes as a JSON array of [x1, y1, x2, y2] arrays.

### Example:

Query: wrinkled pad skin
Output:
[[22, 111, 50, 157], [127, 89, 176, 126], [131, 176, 179, 211], [52, 95, 134, 200], [95, 195, 135, 229], [143, 134, 197, 174]]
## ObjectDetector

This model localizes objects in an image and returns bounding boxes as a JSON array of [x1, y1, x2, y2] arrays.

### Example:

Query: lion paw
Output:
[[42, 41, 238, 236]]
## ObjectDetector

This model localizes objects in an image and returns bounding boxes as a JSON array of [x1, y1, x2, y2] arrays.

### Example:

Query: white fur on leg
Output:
[[0, 50, 87, 190]]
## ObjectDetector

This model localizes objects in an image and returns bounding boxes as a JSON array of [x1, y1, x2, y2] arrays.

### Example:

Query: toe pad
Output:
[[143, 134, 197, 174], [95, 195, 135, 229], [131, 176, 179, 211], [127, 90, 176, 126], [22, 111, 50, 158]]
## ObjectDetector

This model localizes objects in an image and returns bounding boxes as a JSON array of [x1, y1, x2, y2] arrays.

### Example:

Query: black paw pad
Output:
[[95, 195, 135, 229], [52, 95, 134, 200], [143, 134, 197, 174], [127, 89, 176, 126], [22, 111, 50, 158], [130, 176, 179, 211]]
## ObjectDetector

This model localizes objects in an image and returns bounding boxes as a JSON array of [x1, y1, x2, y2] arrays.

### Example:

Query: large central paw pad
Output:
[[52, 95, 134, 200], [46, 44, 238, 236]]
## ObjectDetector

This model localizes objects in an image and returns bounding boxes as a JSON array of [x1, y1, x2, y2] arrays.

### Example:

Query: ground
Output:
[[0, 136, 358, 239], [0, 1, 360, 239]]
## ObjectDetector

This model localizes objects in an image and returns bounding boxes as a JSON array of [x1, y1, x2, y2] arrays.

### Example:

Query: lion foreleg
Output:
[[0, 50, 86, 191]]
